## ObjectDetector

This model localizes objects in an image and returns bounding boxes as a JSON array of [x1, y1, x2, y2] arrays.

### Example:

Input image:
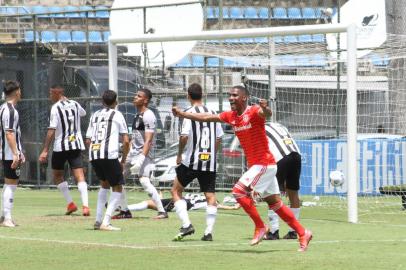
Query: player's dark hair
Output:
[[232, 85, 249, 96], [102, 90, 117, 106], [187, 83, 202, 100], [50, 84, 64, 91], [3, 80, 20, 96], [139, 88, 152, 103]]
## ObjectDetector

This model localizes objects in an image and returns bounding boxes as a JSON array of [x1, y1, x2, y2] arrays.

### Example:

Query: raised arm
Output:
[[258, 99, 272, 119], [172, 106, 223, 122]]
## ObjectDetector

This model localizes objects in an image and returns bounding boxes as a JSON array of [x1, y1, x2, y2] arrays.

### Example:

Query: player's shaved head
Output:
[[232, 85, 249, 96]]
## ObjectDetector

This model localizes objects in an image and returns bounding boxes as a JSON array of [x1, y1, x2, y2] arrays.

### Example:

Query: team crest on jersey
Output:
[[243, 115, 249, 123], [68, 135, 76, 142]]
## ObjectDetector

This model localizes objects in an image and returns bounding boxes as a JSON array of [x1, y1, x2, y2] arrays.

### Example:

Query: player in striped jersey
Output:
[[117, 88, 168, 220], [0, 81, 24, 227], [263, 122, 302, 240], [86, 90, 130, 231], [171, 83, 224, 242], [38, 85, 90, 216], [172, 85, 312, 252]]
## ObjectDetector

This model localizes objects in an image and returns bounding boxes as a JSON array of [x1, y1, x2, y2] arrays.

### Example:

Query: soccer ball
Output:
[[329, 170, 345, 187]]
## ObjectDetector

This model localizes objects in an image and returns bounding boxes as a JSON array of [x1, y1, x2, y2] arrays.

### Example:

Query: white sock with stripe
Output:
[[2, 184, 16, 220]]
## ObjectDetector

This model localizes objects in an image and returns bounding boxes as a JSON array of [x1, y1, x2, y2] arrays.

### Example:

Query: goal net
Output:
[[110, 25, 406, 224]]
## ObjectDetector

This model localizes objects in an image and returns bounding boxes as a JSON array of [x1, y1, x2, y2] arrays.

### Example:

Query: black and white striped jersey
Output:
[[0, 102, 23, 160], [129, 109, 156, 159], [181, 105, 223, 172], [266, 122, 300, 162], [86, 108, 128, 161], [49, 99, 85, 152]]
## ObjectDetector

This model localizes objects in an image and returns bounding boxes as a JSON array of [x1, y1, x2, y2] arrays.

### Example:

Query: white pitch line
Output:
[[0, 234, 406, 250], [0, 234, 241, 249]]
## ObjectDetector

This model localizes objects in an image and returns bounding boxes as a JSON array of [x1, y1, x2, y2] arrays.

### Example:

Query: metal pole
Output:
[[218, 0, 223, 113], [203, 56, 207, 104], [110, 24, 350, 44], [33, 15, 41, 187], [108, 41, 118, 92], [268, 38, 276, 122], [85, 14, 90, 95], [143, 7, 147, 79], [346, 23, 358, 224], [336, 1, 341, 137]]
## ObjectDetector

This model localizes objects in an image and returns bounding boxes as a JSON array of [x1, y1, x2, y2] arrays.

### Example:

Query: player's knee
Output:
[[232, 184, 247, 198], [139, 176, 150, 188]]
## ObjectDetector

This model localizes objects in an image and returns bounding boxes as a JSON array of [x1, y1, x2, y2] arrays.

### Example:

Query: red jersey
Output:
[[219, 105, 275, 167]]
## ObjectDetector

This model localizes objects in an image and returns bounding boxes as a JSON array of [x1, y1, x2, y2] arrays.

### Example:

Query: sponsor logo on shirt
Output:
[[233, 123, 252, 132]]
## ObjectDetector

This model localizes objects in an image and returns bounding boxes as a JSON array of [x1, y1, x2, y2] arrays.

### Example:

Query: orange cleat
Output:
[[250, 226, 269, 246], [298, 229, 313, 252], [82, 206, 90, 216], [65, 202, 78, 215]]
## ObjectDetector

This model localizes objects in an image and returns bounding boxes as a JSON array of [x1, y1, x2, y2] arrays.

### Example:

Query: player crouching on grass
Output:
[[86, 90, 130, 231], [172, 85, 312, 251]]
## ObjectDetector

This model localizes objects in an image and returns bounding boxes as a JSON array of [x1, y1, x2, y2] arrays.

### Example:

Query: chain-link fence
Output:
[[0, 1, 376, 192]]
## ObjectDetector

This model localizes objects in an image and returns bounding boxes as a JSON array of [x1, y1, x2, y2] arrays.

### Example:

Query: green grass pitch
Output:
[[0, 189, 405, 270]]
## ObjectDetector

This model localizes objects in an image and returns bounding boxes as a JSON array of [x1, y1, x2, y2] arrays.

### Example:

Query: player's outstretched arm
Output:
[[172, 106, 222, 122]]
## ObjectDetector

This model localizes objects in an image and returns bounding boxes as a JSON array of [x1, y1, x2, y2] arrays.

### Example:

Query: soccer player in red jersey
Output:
[[172, 85, 312, 251]]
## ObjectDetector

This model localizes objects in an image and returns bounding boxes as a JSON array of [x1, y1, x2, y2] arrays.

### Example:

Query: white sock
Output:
[[1, 184, 7, 217], [96, 188, 109, 223], [140, 177, 165, 213], [288, 207, 301, 232], [57, 181, 73, 204], [120, 189, 129, 211], [268, 209, 280, 233], [102, 191, 121, 226], [128, 201, 148, 211], [77, 181, 89, 207], [174, 199, 190, 228], [204, 205, 217, 235], [3, 184, 16, 220]]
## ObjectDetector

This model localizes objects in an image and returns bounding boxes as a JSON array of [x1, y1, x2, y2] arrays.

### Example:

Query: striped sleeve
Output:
[[2, 105, 14, 131]]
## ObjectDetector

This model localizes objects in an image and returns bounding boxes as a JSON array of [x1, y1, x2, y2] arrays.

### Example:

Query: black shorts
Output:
[[2, 160, 20, 180], [91, 159, 124, 187], [276, 152, 301, 191], [175, 164, 216, 193], [52, 150, 83, 170]]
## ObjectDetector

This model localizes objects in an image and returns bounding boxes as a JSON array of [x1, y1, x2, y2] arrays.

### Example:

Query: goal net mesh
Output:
[[114, 32, 406, 222]]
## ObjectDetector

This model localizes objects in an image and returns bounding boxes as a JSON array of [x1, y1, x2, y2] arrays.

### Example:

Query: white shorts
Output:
[[238, 165, 280, 197], [123, 154, 154, 179]]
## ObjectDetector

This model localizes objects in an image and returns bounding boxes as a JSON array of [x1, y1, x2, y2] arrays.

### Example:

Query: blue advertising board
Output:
[[297, 138, 406, 195]]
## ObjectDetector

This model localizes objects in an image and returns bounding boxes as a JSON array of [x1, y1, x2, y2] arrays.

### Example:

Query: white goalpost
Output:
[[108, 23, 358, 223]]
